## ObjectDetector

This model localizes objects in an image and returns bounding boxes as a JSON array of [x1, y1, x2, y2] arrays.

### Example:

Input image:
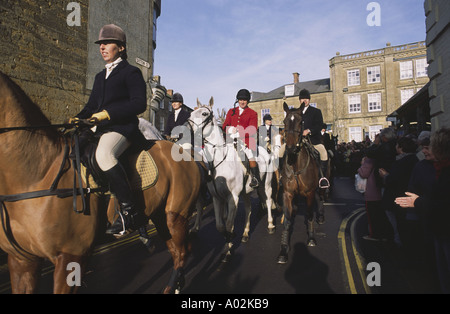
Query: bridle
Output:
[[0, 120, 106, 260]]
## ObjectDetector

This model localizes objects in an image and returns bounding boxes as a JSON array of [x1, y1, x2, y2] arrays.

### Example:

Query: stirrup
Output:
[[250, 176, 259, 188], [106, 212, 126, 236], [319, 177, 330, 189]]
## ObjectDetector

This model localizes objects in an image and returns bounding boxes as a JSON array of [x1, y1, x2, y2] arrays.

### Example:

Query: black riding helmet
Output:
[[236, 89, 251, 101]]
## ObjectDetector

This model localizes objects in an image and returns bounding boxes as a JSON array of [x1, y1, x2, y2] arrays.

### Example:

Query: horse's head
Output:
[[283, 102, 303, 156]]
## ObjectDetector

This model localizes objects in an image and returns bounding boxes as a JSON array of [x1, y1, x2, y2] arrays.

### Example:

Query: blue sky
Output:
[[153, 0, 426, 113]]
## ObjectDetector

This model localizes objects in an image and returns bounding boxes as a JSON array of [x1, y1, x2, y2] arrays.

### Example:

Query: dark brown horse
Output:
[[277, 103, 329, 264], [0, 71, 201, 293]]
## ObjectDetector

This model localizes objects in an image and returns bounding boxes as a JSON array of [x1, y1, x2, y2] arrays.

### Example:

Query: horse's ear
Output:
[[209, 96, 214, 109], [197, 98, 202, 108], [283, 102, 290, 113]]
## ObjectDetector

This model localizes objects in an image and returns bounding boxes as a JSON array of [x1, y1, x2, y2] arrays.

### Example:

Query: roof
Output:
[[251, 78, 331, 102]]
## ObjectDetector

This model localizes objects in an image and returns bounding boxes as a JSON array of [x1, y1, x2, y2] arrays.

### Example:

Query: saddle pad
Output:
[[81, 150, 159, 192]]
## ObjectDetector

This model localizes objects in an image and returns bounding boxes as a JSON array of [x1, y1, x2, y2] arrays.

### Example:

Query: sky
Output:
[[153, 0, 427, 114]]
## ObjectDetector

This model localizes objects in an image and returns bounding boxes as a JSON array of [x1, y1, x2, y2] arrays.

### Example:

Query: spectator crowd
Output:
[[333, 127, 450, 294]]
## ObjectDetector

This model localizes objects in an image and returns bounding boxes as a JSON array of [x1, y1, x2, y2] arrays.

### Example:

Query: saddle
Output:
[[73, 129, 159, 195]]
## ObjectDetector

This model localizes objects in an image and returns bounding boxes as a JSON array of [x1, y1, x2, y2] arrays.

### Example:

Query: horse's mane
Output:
[[0, 72, 53, 128], [0, 72, 62, 179]]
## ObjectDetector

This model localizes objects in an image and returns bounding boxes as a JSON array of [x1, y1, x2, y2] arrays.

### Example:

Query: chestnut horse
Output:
[[0, 71, 201, 293], [277, 103, 329, 264]]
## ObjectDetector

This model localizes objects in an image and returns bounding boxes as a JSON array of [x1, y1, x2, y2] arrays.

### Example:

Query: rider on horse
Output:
[[69, 24, 147, 235], [298, 89, 330, 189], [222, 89, 260, 188]]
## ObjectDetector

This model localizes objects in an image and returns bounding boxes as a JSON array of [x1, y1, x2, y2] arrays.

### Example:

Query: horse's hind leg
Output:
[[163, 212, 189, 294], [8, 255, 42, 294]]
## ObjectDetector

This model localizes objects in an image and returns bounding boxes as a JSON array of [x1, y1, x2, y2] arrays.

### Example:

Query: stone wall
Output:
[[0, 0, 90, 123]]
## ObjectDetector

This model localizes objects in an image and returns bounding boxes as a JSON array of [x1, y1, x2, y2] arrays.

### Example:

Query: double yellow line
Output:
[[338, 208, 372, 294]]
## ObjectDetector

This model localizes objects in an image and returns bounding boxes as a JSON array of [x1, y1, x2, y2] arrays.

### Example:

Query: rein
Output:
[[0, 120, 106, 260], [0, 120, 106, 211]]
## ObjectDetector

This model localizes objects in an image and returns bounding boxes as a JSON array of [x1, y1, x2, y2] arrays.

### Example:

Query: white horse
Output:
[[189, 98, 277, 262]]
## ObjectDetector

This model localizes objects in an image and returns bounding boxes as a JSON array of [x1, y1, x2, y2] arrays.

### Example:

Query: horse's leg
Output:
[[277, 191, 294, 264], [53, 253, 86, 294], [306, 193, 317, 247], [190, 197, 204, 234], [241, 194, 252, 243], [213, 196, 225, 235], [221, 194, 239, 263], [264, 177, 276, 234], [163, 212, 189, 294], [315, 189, 325, 225], [8, 255, 42, 294]]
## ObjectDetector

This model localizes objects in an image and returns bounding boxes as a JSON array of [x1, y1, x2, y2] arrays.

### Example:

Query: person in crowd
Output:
[[379, 136, 418, 247], [395, 127, 450, 293], [258, 114, 279, 154], [358, 156, 391, 241], [70, 24, 147, 235], [222, 89, 260, 188], [163, 92, 190, 140]]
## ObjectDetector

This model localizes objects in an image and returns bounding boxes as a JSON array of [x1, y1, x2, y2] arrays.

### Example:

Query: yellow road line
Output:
[[338, 208, 365, 294], [350, 210, 372, 294]]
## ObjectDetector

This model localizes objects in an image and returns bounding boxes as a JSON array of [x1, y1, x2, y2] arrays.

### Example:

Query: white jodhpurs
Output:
[[313, 143, 328, 161], [95, 132, 131, 171]]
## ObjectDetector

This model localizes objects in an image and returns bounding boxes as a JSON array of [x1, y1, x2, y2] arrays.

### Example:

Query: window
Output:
[[349, 127, 362, 142], [367, 66, 381, 84], [284, 84, 294, 97], [415, 58, 428, 77], [368, 93, 382, 112], [159, 100, 165, 109], [348, 94, 361, 113], [261, 108, 270, 124], [400, 61, 413, 79], [347, 69, 360, 86], [401, 89, 415, 105], [369, 125, 382, 141]]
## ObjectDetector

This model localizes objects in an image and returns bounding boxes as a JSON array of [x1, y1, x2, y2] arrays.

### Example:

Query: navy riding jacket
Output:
[[301, 105, 324, 145], [76, 60, 147, 143]]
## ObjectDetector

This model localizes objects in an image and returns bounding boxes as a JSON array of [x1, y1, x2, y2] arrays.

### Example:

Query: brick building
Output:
[[0, 0, 161, 123], [250, 42, 429, 143]]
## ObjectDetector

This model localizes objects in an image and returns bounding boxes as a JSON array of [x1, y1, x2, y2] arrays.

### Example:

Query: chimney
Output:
[[167, 89, 173, 97], [293, 72, 300, 84]]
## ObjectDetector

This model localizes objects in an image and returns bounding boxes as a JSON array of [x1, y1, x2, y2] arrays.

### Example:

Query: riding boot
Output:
[[103, 163, 147, 235], [249, 160, 261, 189], [319, 160, 330, 189]]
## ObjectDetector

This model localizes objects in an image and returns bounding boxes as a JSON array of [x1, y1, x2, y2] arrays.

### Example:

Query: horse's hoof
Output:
[[241, 235, 249, 243], [277, 254, 288, 264], [307, 238, 317, 247], [268, 227, 276, 235], [221, 252, 232, 263], [316, 216, 325, 225]]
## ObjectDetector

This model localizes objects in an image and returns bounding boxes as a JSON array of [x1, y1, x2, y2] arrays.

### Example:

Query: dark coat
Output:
[[258, 124, 279, 151], [382, 153, 419, 212], [76, 60, 147, 143], [301, 106, 324, 145], [164, 108, 190, 137]]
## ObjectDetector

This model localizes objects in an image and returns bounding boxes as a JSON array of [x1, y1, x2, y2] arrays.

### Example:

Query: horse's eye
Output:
[[202, 112, 209, 116]]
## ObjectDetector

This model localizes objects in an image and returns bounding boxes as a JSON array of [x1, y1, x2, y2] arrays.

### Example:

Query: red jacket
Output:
[[222, 106, 258, 150]]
